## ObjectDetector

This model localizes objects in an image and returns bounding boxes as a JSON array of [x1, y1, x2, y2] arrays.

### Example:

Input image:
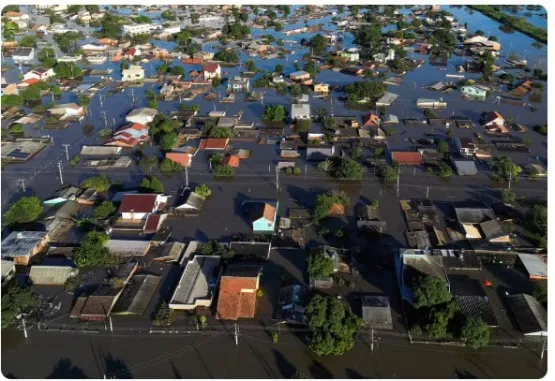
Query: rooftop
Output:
[[506, 294, 547, 335], [2, 231, 48, 258], [170, 255, 221, 307]]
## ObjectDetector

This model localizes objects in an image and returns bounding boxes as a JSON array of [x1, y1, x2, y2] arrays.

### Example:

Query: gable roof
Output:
[[483, 111, 504, 124], [506, 294, 547, 335], [165, 152, 191, 167], [203, 63, 220, 73], [223, 155, 240, 167], [2, 231, 48, 258], [391, 151, 422, 165], [118, 194, 159, 214], [216, 264, 262, 320], [199, 138, 229, 150]]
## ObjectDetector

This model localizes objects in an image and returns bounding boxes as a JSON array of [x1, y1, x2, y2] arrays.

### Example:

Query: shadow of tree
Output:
[[47, 358, 88, 379]]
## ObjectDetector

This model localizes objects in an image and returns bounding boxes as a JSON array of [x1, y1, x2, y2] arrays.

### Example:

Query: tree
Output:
[[492, 155, 522, 181], [153, 301, 176, 326], [344, 81, 386, 104], [246, 59, 257, 72], [73, 231, 116, 268], [461, 317, 490, 349], [20, 35, 37, 48], [139, 176, 165, 193], [159, 132, 177, 151], [191, 12, 200, 24], [384, 127, 396, 136], [199, 239, 235, 259], [274, 64, 284, 74], [523, 137, 532, 146], [148, 100, 159, 109], [21, 84, 43, 101], [1, 95, 23, 108], [2, 21, 19, 41], [529, 204, 547, 238], [413, 275, 452, 308], [214, 48, 239, 63], [289, 85, 302, 98], [334, 158, 364, 180], [501, 189, 516, 204], [3, 197, 43, 226], [262, 105, 286, 121], [532, 281, 547, 307], [78, 94, 91, 109], [380, 165, 398, 183], [51, 86, 61, 96], [1, 5, 19, 14], [425, 301, 457, 338], [54, 62, 82, 79], [85, 5, 100, 13], [8, 124, 24, 134], [213, 164, 235, 177], [534, 125, 547, 136], [195, 184, 211, 197], [81, 175, 110, 192], [374, 147, 384, 157], [161, 10, 177, 21], [295, 119, 312, 133], [209, 127, 233, 138], [209, 153, 225, 165], [308, 251, 334, 279], [94, 201, 116, 219], [438, 163, 453, 178], [1, 285, 39, 328], [438, 141, 449, 154], [304, 295, 363, 356], [294, 62, 301, 71], [138, 156, 158, 173], [313, 191, 349, 223], [160, 158, 182, 174]]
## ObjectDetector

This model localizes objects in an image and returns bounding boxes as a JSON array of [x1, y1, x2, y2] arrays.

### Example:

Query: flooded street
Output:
[[1, 330, 547, 379]]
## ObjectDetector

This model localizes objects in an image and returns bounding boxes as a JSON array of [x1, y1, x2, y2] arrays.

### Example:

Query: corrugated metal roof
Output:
[[29, 266, 77, 285], [170, 255, 221, 306], [362, 295, 393, 330], [2, 231, 47, 258], [518, 254, 548, 279], [507, 293, 547, 335]]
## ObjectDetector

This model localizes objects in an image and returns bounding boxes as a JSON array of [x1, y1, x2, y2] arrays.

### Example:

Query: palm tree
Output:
[[317, 159, 332, 172]]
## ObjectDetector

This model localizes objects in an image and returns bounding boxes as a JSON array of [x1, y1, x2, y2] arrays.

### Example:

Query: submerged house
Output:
[[251, 202, 279, 233]]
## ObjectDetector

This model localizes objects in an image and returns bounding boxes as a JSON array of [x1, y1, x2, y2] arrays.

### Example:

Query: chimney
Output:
[[16, 232, 23, 239]]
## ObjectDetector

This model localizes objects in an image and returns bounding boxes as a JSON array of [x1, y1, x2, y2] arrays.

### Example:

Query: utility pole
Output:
[[131, 88, 135, 105], [101, 111, 108, 126], [109, 316, 113, 332], [275, 165, 279, 191], [426, 186, 429, 199], [507, 172, 512, 191], [57, 161, 64, 185], [261, 94, 264, 105], [184, 165, 189, 188], [17, 179, 26, 192], [62, 144, 70, 161], [371, 329, 374, 351], [234, 323, 239, 346]]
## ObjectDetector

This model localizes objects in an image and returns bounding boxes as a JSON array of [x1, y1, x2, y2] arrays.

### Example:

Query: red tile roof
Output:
[[203, 63, 220, 73], [223, 155, 240, 168], [199, 138, 229, 150], [23, 78, 39, 85], [165, 152, 191, 167], [143, 214, 161, 233], [363, 114, 380, 127], [391, 151, 422, 165], [216, 276, 258, 320], [118, 194, 159, 214]]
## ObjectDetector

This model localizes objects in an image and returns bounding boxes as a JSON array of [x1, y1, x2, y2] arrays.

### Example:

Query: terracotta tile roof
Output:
[[391, 151, 422, 165], [328, 203, 345, 216], [363, 114, 380, 127], [118, 194, 158, 214], [223, 155, 240, 167], [203, 63, 219, 73], [165, 152, 191, 167], [129, 122, 147, 131], [262, 203, 276, 221], [199, 138, 229, 150], [4, 11, 23, 17], [216, 276, 258, 320], [23, 78, 39, 85]]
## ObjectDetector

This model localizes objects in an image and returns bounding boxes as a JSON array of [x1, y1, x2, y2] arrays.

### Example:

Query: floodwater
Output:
[[1, 6, 547, 202], [0, 330, 548, 379]]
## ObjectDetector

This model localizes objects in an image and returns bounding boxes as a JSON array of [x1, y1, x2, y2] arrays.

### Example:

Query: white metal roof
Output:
[[518, 254, 548, 279]]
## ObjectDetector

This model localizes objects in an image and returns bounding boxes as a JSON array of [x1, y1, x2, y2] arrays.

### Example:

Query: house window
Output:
[[135, 74, 140, 77]]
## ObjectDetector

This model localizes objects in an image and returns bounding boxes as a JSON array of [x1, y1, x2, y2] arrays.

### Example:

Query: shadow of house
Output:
[[345, 368, 364, 378], [169, 360, 182, 379], [47, 359, 88, 379], [309, 360, 333, 379]]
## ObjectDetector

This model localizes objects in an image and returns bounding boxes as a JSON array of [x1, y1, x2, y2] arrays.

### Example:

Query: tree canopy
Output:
[[93, 201, 116, 220], [307, 251, 334, 278], [54, 62, 83, 79], [313, 191, 349, 223], [492, 155, 522, 181], [214, 48, 239, 63], [413, 275, 452, 308], [344, 81, 386, 104], [81, 175, 111, 192], [73, 231, 117, 268], [139, 176, 165, 193], [460, 316, 490, 349], [1, 285, 39, 328], [3, 196, 43, 226], [304, 295, 363, 356], [262, 105, 286, 121]]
